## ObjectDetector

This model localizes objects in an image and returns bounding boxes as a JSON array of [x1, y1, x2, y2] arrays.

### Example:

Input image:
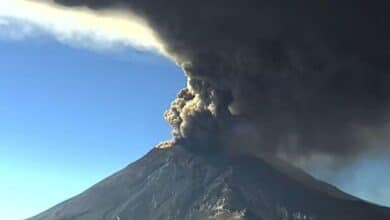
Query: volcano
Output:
[[28, 145, 390, 220]]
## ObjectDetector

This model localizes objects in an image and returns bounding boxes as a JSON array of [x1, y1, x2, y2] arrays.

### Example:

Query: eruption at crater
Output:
[[55, 0, 390, 166], [24, 1, 390, 220]]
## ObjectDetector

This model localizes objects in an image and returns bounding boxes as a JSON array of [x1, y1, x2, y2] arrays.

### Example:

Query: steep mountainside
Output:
[[28, 145, 390, 220]]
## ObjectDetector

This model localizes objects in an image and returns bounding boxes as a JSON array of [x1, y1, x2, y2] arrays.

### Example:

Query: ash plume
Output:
[[53, 0, 390, 164]]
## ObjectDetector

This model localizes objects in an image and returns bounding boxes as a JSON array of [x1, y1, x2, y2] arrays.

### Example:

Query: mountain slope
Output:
[[28, 145, 390, 220]]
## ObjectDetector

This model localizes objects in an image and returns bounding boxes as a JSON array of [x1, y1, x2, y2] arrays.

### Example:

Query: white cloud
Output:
[[0, 18, 38, 41], [0, 0, 166, 54]]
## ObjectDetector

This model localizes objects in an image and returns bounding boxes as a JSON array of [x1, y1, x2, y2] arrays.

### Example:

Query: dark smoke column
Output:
[[56, 0, 390, 163]]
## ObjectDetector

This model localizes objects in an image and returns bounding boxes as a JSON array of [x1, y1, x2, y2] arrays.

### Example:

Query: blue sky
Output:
[[1, 37, 389, 220], [0, 2, 389, 219], [0, 37, 184, 220]]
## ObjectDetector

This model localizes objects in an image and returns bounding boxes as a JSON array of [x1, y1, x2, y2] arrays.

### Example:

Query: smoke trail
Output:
[[0, 0, 165, 53], [52, 0, 390, 164]]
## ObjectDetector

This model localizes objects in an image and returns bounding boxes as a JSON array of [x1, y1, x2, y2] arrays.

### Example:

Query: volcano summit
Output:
[[26, 0, 390, 219], [28, 145, 390, 220]]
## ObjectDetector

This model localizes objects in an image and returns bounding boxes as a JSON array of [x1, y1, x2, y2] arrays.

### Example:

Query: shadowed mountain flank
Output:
[[21, 1, 390, 219], [28, 146, 390, 220]]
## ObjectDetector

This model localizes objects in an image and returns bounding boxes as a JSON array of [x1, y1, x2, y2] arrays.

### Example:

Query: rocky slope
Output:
[[28, 145, 390, 220]]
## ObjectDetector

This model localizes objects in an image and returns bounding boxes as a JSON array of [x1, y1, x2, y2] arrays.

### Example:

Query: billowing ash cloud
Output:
[[53, 0, 390, 163]]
